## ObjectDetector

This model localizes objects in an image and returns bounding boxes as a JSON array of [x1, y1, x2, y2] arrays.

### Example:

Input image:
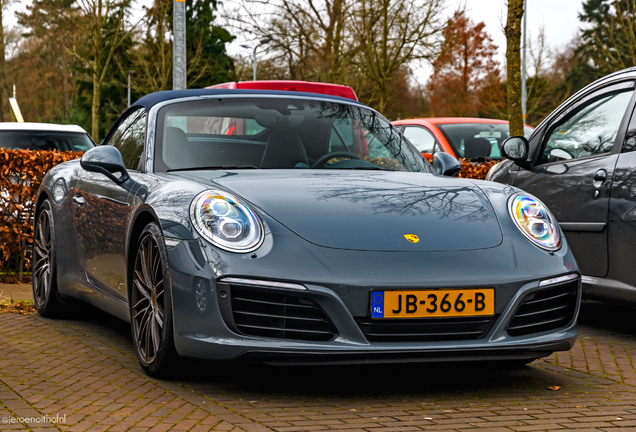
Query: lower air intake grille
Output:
[[355, 315, 497, 342], [507, 279, 578, 337], [230, 286, 336, 341]]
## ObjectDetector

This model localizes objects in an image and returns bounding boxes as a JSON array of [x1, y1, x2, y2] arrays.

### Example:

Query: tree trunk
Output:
[[505, 0, 524, 137], [379, 81, 388, 115], [0, 6, 7, 123], [91, 74, 101, 142], [62, 51, 70, 119], [18, 238, 24, 282]]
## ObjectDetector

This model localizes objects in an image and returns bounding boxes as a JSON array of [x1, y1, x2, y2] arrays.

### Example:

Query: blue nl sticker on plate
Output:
[[371, 291, 384, 318]]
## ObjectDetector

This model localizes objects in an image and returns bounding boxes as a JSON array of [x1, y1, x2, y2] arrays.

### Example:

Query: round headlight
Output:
[[508, 193, 561, 251], [190, 191, 264, 253]]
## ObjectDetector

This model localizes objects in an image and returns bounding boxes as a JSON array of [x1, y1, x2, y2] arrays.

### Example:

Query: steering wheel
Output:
[[311, 151, 361, 168]]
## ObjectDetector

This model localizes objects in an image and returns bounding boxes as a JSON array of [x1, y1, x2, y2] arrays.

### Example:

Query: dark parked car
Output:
[[487, 67, 636, 307], [33, 88, 580, 377]]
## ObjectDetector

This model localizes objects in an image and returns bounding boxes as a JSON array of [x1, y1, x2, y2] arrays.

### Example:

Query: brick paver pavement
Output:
[[2, 302, 636, 431]]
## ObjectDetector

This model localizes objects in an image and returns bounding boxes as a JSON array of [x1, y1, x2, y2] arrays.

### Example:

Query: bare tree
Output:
[[67, 0, 138, 141], [505, 0, 524, 136], [347, 0, 445, 113], [127, 0, 171, 94], [228, 0, 353, 82]]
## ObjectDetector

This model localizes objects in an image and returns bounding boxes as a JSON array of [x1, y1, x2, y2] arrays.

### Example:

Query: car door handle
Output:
[[593, 169, 607, 182], [73, 195, 85, 206]]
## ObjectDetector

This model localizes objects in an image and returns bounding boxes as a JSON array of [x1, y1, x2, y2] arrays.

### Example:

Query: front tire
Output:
[[32, 199, 65, 317], [130, 222, 179, 377]]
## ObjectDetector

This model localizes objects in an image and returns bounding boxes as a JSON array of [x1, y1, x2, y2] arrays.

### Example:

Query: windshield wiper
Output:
[[167, 165, 261, 172]]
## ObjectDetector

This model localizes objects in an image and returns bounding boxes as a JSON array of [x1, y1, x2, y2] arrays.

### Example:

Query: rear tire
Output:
[[130, 222, 180, 377], [32, 199, 65, 317]]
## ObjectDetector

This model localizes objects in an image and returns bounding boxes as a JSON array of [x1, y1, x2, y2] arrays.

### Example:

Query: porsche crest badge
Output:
[[404, 234, 419, 243]]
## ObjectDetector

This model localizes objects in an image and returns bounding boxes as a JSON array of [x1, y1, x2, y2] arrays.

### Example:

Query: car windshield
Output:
[[155, 97, 429, 173], [436, 123, 534, 160], [0, 131, 94, 152]]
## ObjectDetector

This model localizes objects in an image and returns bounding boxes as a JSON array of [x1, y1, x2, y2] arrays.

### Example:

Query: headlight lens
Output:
[[190, 190, 264, 253], [508, 193, 561, 251]]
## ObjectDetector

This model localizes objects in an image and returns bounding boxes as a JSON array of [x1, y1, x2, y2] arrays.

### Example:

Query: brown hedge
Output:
[[0, 149, 82, 279], [458, 159, 498, 180]]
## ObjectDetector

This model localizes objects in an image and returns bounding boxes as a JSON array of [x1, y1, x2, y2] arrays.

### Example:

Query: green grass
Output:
[[0, 296, 36, 314]]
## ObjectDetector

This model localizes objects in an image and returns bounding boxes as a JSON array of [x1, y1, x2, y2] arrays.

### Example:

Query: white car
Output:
[[0, 122, 94, 152]]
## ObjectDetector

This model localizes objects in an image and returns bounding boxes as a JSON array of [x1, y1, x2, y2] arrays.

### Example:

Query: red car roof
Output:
[[206, 80, 358, 101], [394, 117, 509, 126]]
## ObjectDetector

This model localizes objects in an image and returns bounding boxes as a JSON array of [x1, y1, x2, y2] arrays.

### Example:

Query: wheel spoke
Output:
[[39, 212, 50, 249], [151, 311, 160, 354], [33, 261, 48, 278], [155, 306, 163, 328], [134, 277, 151, 299], [145, 311, 152, 358], [152, 248, 161, 285], [133, 304, 150, 319], [34, 236, 48, 256], [33, 274, 42, 304], [138, 307, 151, 355], [37, 215, 45, 247], [42, 213, 50, 246], [140, 240, 154, 289], [33, 254, 48, 271], [133, 296, 150, 310], [149, 241, 159, 286], [134, 268, 150, 289], [42, 269, 49, 298]]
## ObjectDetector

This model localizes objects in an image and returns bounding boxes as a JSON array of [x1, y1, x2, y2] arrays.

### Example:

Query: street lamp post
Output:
[[173, 0, 187, 90], [242, 38, 271, 81]]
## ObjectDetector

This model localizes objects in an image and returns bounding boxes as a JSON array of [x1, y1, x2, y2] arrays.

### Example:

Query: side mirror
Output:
[[432, 152, 461, 177], [421, 152, 433, 162], [80, 146, 130, 184], [501, 136, 529, 161]]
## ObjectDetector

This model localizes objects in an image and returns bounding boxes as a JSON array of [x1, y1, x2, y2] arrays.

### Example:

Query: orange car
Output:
[[393, 118, 534, 162]]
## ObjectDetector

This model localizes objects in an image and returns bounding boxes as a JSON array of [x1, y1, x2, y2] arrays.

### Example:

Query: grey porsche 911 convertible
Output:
[[33, 88, 581, 377]]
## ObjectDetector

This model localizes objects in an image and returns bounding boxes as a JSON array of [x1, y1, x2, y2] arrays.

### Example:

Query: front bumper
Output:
[[167, 241, 580, 362]]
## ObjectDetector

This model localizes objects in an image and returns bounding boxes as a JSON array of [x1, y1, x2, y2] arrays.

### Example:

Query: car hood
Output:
[[177, 170, 503, 252]]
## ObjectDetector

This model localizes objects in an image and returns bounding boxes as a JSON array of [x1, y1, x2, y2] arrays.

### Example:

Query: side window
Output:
[[402, 126, 436, 153], [540, 90, 634, 164], [107, 109, 147, 170]]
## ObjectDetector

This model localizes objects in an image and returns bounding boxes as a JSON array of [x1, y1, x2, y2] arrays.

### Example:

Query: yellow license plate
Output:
[[370, 289, 495, 319]]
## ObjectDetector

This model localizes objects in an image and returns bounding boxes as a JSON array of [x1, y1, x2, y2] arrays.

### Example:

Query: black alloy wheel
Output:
[[32, 199, 64, 316], [131, 222, 179, 376]]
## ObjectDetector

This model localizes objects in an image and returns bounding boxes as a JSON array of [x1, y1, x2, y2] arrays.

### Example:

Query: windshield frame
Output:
[[147, 94, 430, 174]]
